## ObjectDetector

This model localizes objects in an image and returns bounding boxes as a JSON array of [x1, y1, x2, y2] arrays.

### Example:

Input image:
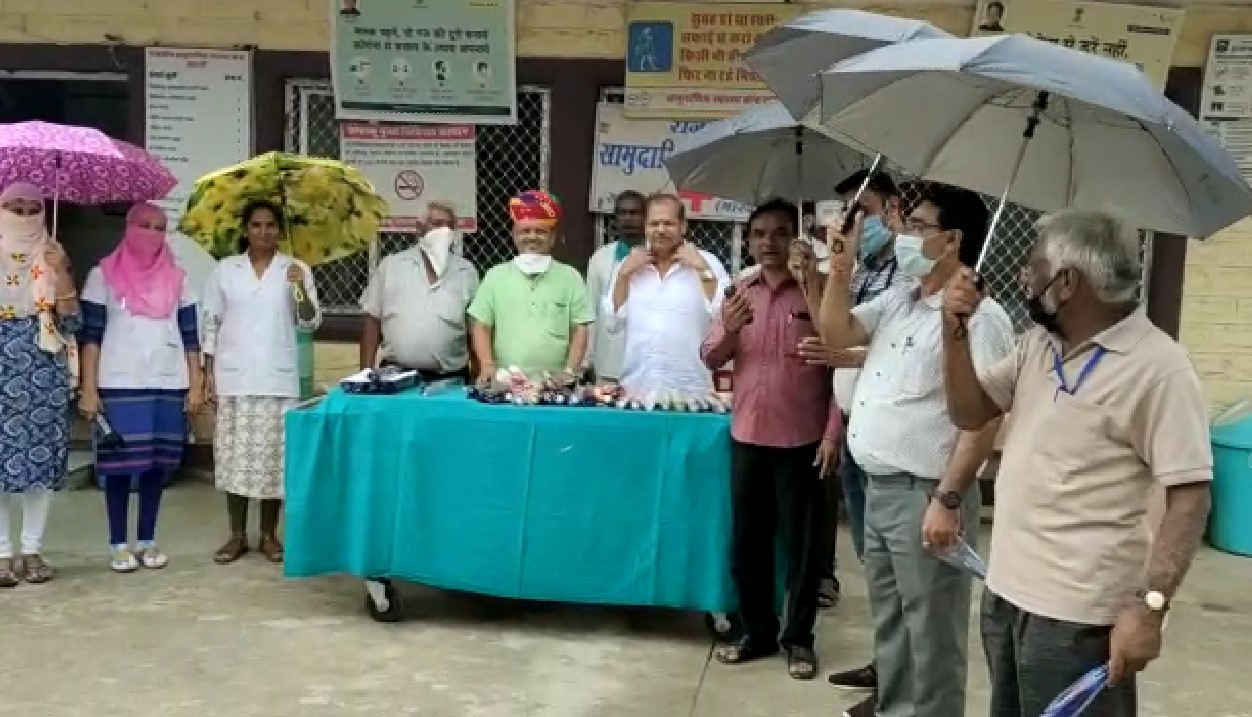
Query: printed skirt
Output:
[[213, 395, 296, 500], [95, 388, 188, 479], [0, 317, 71, 493]]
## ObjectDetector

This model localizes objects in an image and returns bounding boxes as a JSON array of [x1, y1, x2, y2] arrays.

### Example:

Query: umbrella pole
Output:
[[975, 91, 1050, 273], [795, 127, 804, 239], [832, 153, 883, 253]]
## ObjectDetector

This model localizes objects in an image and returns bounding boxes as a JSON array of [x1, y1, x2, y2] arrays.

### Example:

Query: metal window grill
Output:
[[284, 79, 551, 314]]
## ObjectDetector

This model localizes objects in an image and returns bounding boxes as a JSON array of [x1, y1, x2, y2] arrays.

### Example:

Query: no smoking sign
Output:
[[394, 170, 424, 200]]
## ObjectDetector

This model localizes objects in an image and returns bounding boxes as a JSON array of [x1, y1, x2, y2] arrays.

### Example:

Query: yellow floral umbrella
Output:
[[178, 152, 388, 266]]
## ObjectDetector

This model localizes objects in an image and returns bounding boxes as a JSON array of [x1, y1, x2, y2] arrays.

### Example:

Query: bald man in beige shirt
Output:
[[941, 210, 1211, 717]]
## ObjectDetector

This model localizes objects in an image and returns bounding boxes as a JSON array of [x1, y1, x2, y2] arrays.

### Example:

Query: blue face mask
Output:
[[858, 215, 891, 260], [893, 233, 937, 278]]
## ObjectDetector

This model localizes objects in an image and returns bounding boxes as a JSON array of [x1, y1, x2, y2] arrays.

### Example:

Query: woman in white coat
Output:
[[202, 199, 321, 564]]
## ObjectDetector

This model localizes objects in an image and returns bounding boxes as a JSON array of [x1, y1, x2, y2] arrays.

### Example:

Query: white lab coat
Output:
[[201, 253, 322, 398]]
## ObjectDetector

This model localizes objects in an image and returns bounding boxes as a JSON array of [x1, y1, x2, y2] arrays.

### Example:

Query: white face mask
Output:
[[513, 252, 553, 275], [0, 211, 46, 246], [893, 233, 937, 278], [418, 226, 458, 277]]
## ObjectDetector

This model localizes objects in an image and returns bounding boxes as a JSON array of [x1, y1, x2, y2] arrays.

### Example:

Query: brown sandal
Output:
[[258, 535, 284, 564], [213, 535, 249, 564], [19, 554, 54, 584], [0, 558, 18, 588]]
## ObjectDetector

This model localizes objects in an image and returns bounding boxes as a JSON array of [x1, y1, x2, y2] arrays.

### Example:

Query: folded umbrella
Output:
[[818, 33, 1252, 250], [179, 151, 388, 266], [1040, 664, 1110, 717], [664, 101, 875, 204]]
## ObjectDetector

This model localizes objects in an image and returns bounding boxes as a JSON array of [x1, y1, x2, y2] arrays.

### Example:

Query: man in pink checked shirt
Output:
[[701, 198, 843, 682]]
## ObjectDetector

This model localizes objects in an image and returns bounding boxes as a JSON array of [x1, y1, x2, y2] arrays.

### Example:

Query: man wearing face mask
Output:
[[941, 210, 1212, 717], [606, 193, 729, 393], [468, 190, 592, 380], [584, 191, 646, 382], [359, 201, 479, 380], [819, 184, 1015, 717]]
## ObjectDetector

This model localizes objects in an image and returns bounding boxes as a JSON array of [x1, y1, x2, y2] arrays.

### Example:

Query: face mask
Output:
[[0, 211, 45, 244], [1026, 273, 1065, 336], [513, 252, 553, 275], [419, 227, 458, 277], [858, 215, 892, 260], [126, 227, 167, 260], [893, 233, 937, 278]]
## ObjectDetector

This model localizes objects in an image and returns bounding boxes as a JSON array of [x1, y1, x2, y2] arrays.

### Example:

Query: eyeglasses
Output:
[[903, 217, 944, 234]]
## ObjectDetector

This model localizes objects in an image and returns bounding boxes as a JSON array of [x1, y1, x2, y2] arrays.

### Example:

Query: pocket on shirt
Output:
[[542, 302, 570, 341], [896, 344, 942, 397], [1032, 393, 1117, 477]]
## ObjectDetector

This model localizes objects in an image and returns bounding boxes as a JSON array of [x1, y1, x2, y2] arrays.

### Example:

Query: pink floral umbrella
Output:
[[0, 121, 176, 203]]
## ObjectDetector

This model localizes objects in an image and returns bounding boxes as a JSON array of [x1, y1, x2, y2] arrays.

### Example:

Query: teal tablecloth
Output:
[[284, 389, 736, 612]]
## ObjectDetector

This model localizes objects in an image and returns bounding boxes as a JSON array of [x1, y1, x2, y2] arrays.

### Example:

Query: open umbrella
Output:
[[178, 151, 388, 266], [746, 9, 951, 212], [817, 33, 1252, 261], [664, 101, 874, 203]]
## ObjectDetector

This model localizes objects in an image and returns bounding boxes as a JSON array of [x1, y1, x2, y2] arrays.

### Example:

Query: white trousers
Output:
[[0, 489, 53, 558]]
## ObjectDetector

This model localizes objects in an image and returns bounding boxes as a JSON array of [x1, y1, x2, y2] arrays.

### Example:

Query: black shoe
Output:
[[828, 662, 876, 691], [818, 576, 841, 609], [842, 693, 876, 717]]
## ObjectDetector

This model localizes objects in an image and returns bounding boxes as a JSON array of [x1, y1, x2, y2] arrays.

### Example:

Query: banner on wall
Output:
[[590, 102, 751, 223], [622, 2, 802, 119], [329, 0, 516, 125], [339, 122, 479, 232], [1199, 34, 1252, 184], [968, 0, 1184, 90]]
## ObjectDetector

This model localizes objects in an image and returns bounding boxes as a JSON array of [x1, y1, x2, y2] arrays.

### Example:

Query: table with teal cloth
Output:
[[284, 388, 737, 612]]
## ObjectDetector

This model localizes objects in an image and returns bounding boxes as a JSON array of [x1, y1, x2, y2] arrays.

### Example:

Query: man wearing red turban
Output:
[[467, 190, 593, 379]]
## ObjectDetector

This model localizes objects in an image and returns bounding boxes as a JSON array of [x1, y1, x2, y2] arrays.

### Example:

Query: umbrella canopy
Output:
[[0, 121, 176, 203], [746, 9, 951, 122], [179, 152, 388, 266], [664, 101, 875, 204], [817, 34, 1252, 238]]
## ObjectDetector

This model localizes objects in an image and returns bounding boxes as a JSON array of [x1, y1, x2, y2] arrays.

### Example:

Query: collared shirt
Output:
[[833, 253, 913, 412], [202, 253, 323, 398], [847, 285, 1015, 479], [701, 273, 842, 448], [585, 240, 634, 380], [604, 249, 730, 392], [980, 313, 1212, 626], [467, 260, 593, 376], [359, 247, 479, 372]]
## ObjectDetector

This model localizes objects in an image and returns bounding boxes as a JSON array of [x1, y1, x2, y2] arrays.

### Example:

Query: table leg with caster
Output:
[[364, 578, 405, 622]]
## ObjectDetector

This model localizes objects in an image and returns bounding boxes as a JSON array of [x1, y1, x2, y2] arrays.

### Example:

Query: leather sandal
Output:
[[214, 535, 249, 564], [258, 535, 284, 564], [0, 558, 18, 588], [19, 554, 54, 584]]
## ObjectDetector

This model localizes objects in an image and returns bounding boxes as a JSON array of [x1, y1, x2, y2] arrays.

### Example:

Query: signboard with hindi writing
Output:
[[622, 2, 801, 119], [968, 0, 1183, 90], [329, 0, 517, 125], [1200, 35, 1252, 185], [590, 102, 751, 222]]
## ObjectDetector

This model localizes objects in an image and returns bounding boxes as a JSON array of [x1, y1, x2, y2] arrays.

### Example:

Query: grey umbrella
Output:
[[664, 101, 876, 204], [817, 33, 1252, 261]]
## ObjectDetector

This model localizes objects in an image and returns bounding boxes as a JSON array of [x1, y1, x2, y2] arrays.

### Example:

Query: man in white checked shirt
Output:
[[819, 184, 1015, 717]]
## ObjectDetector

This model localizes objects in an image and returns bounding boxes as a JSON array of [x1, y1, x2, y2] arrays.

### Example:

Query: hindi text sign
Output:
[[1200, 34, 1252, 185], [968, 0, 1183, 90], [623, 2, 801, 119], [590, 102, 751, 222], [340, 122, 478, 232], [329, 0, 516, 125]]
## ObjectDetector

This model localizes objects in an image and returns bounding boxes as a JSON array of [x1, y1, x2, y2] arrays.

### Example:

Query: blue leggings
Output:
[[103, 473, 166, 547]]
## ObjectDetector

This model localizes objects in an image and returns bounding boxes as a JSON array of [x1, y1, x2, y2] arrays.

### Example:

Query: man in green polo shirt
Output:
[[468, 189, 593, 379]]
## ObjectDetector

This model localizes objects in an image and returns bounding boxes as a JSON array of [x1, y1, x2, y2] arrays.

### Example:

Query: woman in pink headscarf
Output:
[[78, 202, 205, 573], [0, 181, 80, 587]]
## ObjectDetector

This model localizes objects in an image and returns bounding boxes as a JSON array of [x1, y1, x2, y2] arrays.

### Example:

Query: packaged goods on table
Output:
[[468, 366, 730, 413]]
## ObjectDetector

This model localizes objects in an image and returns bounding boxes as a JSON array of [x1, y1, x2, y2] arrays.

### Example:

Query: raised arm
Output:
[[941, 268, 1011, 430], [818, 213, 871, 349]]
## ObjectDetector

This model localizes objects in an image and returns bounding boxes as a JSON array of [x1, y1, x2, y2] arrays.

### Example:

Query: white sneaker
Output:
[[110, 547, 139, 573], [138, 547, 168, 570]]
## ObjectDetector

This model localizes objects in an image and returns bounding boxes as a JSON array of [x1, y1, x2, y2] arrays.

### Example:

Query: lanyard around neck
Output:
[[1052, 345, 1107, 401]]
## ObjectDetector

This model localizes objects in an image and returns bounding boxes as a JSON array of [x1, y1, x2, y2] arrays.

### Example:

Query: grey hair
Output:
[[426, 200, 457, 219], [1035, 209, 1141, 303]]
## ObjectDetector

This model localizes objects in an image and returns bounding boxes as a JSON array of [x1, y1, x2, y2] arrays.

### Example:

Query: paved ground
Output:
[[4, 481, 1251, 717]]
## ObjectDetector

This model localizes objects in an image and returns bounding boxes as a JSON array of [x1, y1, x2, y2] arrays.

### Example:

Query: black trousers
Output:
[[730, 439, 823, 649], [982, 591, 1137, 717]]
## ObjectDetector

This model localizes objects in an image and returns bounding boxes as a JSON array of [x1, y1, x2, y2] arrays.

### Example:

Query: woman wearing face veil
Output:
[[79, 203, 204, 573], [0, 182, 81, 586]]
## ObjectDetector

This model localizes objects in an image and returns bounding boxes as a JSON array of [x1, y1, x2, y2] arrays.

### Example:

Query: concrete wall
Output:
[[1181, 218, 1252, 410]]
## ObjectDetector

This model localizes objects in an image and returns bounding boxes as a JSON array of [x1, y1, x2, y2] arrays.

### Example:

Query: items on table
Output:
[[339, 366, 420, 395], [467, 365, 730, 412]]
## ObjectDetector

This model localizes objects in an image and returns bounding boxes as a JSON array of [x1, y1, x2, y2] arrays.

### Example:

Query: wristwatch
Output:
[[1137, 589, 1170, 614], [931, 489, 962, 510]]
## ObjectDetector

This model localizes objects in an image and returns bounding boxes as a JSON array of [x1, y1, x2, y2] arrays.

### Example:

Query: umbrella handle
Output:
[[834, 153, 884, 251]]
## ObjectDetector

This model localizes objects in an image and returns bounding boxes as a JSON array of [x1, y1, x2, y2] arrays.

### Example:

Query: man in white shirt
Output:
[[818, 184, 1015, 717], [359, 204, 480, 379], [605, 193, 729, 393], [585, 190, 645, 382]]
